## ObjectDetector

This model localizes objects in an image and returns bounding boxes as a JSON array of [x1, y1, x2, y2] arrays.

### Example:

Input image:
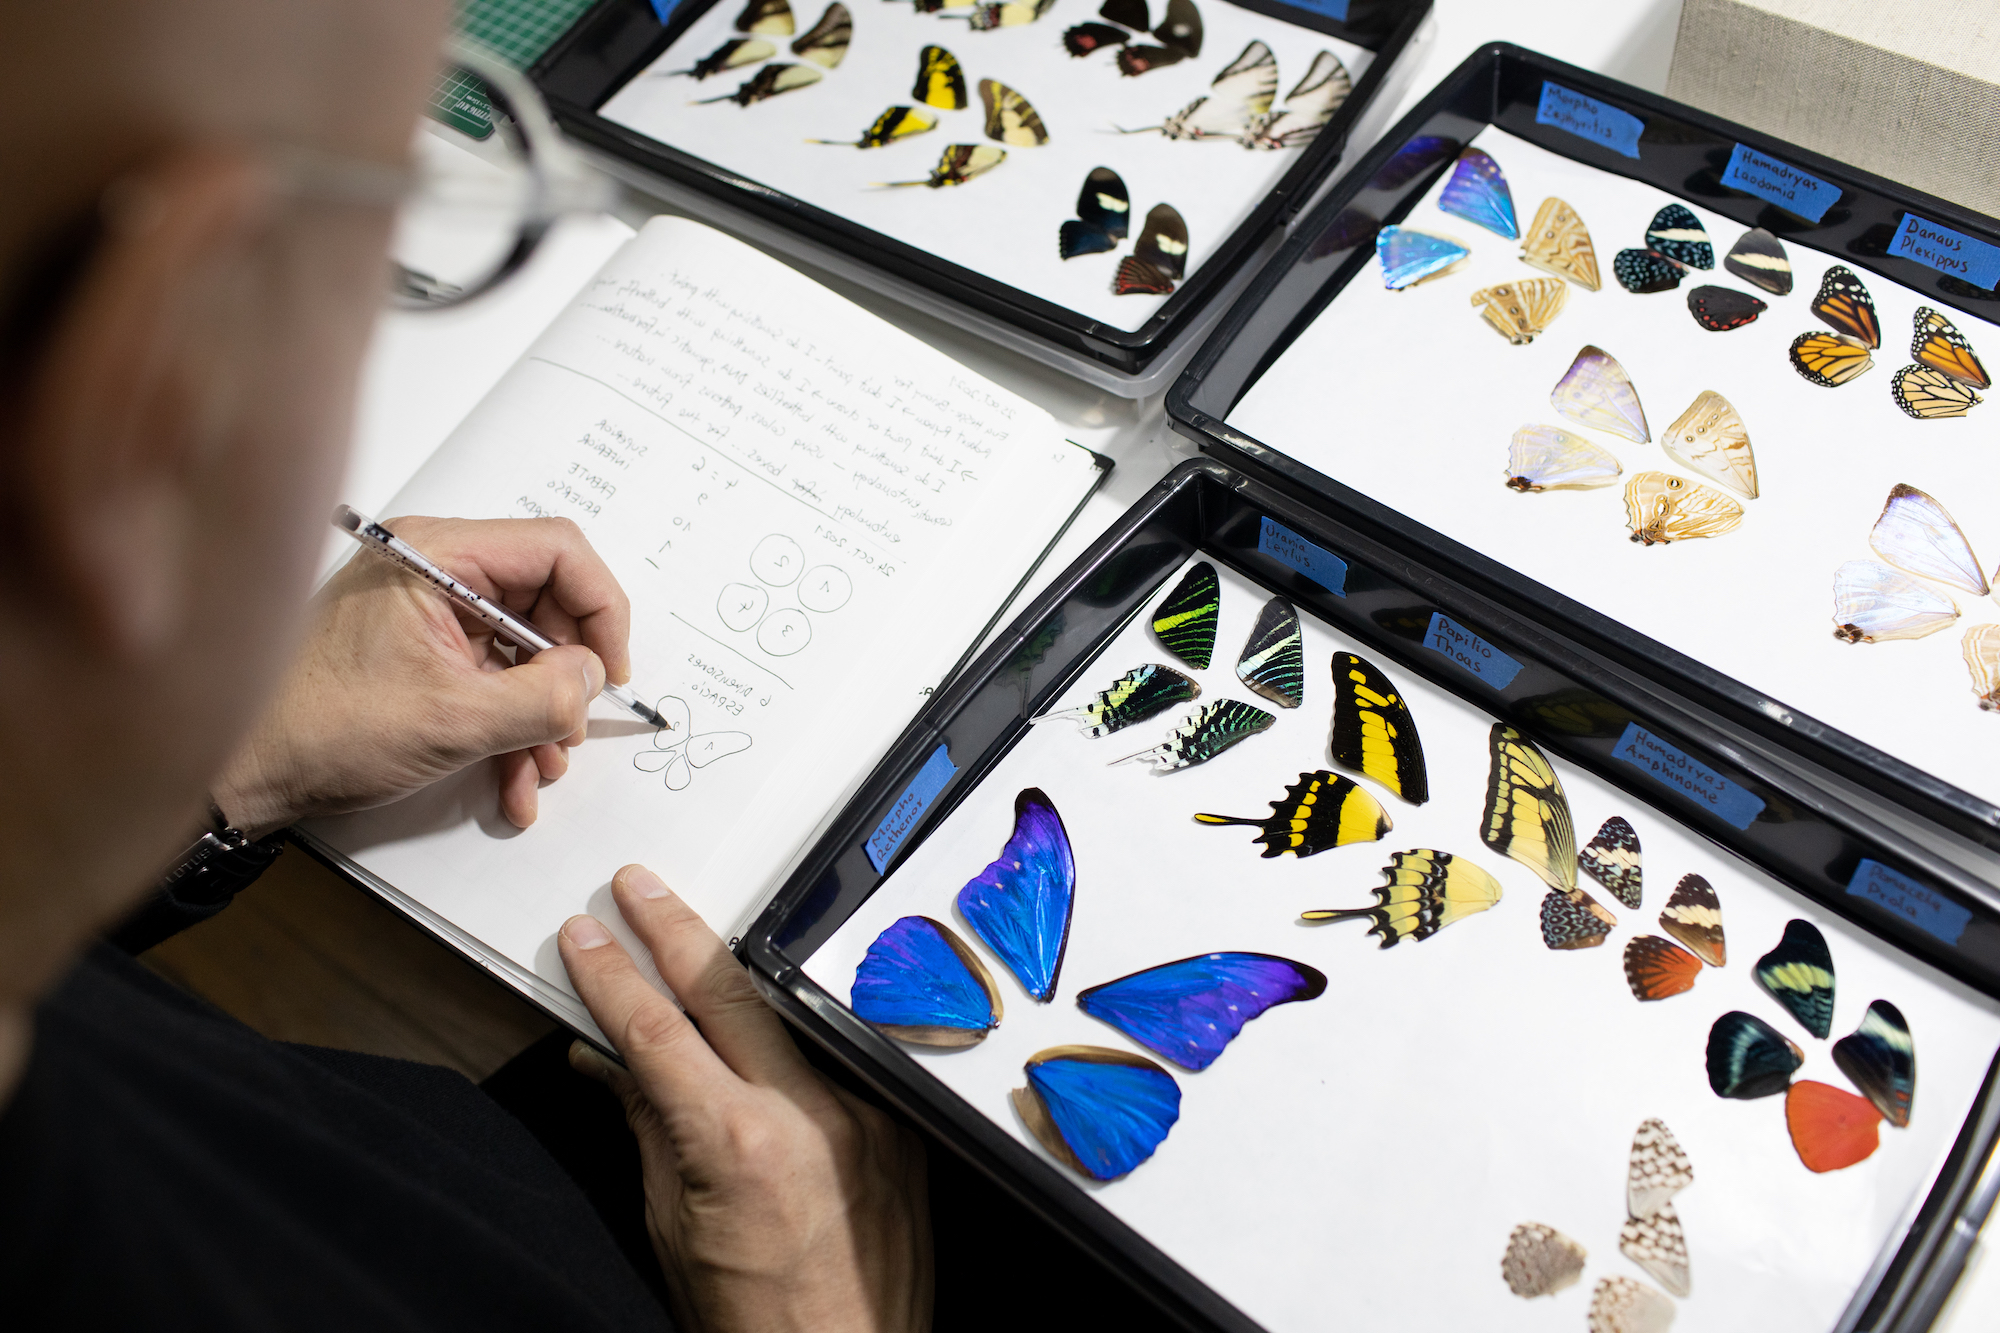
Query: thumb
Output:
[[452, 643, 605, 759]]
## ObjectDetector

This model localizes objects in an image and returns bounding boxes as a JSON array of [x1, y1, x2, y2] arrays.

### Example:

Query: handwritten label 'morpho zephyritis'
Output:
[[1720, 143, 1841, 223], [1612, 722, 1764, 830], [1891, 214, 2000, 291], [1534, 81, 1644, 159]]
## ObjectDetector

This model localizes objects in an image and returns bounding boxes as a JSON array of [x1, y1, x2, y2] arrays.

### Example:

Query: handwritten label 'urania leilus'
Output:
[[1848, 858, 1972, 946], [866, 743, 956, 873], [1423, 612, 1523, 689], [1258, 517, 1347, 596], [1534, 82, 1644, 159], [1720, 143, 1841, 223], [1612, 722, 1764, 830], [1891, 214, 2000, 291]]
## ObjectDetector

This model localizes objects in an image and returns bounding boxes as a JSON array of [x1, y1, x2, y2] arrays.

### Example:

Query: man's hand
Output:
[[560, 866, 933, 1333], [214, 515, 633, 833]]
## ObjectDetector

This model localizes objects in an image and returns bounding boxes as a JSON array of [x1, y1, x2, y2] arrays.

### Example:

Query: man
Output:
[[0, 2, 929, 1328]]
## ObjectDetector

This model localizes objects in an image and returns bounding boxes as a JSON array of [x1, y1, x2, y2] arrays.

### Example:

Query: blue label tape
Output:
[[865, 743, 955, 873], [1611, 722, 1765, 830], [1891, 214, 2000, 291], [1849, 859, 1973, 946], [1535, 82, 1644, 159], [1258, 517, 1347, 596], [1281, 0, 1350, 19], [1719, 143, 1841, 223], [1423, 612, 1524, 689]]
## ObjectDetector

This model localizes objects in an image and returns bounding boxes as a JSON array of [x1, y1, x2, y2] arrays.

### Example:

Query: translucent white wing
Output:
[[1660, 390, 1757, 498], [1869, 483, 1988, 595], [1240, 49, 1349, 149], [1964, 624, 2000, 709], [1833, 559, 1959, 642], [1505, 424, 1621, 491], [1208, 40, 1278, 117]]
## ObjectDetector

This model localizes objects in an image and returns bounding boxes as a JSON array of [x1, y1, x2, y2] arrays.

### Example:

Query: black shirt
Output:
[[0, 946, 673, 1332]]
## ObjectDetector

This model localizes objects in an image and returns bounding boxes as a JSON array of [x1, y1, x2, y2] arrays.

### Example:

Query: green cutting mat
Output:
[[429, 0, 601, 139]]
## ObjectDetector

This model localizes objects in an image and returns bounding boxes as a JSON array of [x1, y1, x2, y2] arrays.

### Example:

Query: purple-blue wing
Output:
[[1076, 951, 1325, 1070], [955, 789, 1076, 1001], [1025, 1050, 1181, 1179], [850, 916, 1000, 1045]]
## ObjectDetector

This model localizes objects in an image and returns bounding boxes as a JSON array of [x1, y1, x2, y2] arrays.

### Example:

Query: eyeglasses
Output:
[[272, 40, 613, 311]]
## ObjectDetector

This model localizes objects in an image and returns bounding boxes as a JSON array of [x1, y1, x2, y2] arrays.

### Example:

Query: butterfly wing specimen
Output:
[[1578, 815, 1642, 908], [1623, 935, 1701, 1000], [1540, 888, 1616, 950], [1235, 596, 1303, 707], [1076, 952, 1325, 1070], [1869, 483, 1988, 594], [1551, 345, 1649, 441], [1505, 424, 1621, 491], [1142, 40, 1275, 140], [912, 44, 968, 109], [1724, 227, 1792, 294], [1375, 226, 1470, 290], [1787, 1080, 1882, 1172], [1755, 918, 1836, 1038], [734, 0, 796, 34], [1891, 363, 1983, 418], [1832, 559, 1958, 642], [1660, 390, 1757, 498], [1502, 1222, 1586, 1299], [979, 79, 1049, 146], [811, 105, 936, 147], [1116, 0, 1202, 74], [1618, 1203, 1690, 1299], [1686, 284, 1766, 331], [1063, 21, 1129, 55], [1099, 0, 1149, 27], [1519, 196, 1600, 290], [1789, 331, 1874, 386], [1812, 265, 1880, 346], [1707, 1010, 1803, 1099], [1013, 1046, 1181, 1180], [1588, 1276, 1675, 1333], [1645, 204, 1713, 268], [851, 916, 1003, 1046], [1150, 561, 1218, 667], [1330, 652, 1429, 804], [1658, 872, 1724, 966], [790, 2, 850, 65], [1471, 278, 1569, 344], [1193, 769, 1390, 857], [1834, 1000, 1915, 1127], [1613, 249, 1683, 294], [1113, 203, 1189, 294], [1626, 1118, 1694, 1221], [1482, 724, 1576, 892], [1624, 471, 1745, 546], [1301, 848, 1503, 947], [953, 788, 1075, 1002], [697, 62, 822, 105], [674, 37, 777, 78], [1113, 698, 1274, 771], [967, 0, 1055, 28], [878, 144, 1006, 188], [1912, 305, 1991, 388], [1240, 49, 1351, 149], [1438, 148, 1518, 239], [1965, 624, 2000, 710], [1039, 662, 1198, 736], [1058, 166, 1131, 257]]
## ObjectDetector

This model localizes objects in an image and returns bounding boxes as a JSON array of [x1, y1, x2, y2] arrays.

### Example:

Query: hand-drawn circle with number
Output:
[[717, 582, 769, 632], [797, 565, 853, 613], [749, 534, 805, 587], [756, 608, 812, 657]]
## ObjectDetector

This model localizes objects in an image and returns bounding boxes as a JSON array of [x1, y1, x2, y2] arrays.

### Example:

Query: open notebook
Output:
[[301, 216, 1105, 1037]]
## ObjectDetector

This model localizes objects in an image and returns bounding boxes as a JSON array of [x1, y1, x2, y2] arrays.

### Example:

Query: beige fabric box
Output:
[[1667, 0, 2000, 219]]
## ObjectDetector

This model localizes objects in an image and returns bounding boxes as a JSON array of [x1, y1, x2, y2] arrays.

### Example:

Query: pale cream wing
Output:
[[1660, 391, 1757, 498], [1624, 471, 1744, 545]]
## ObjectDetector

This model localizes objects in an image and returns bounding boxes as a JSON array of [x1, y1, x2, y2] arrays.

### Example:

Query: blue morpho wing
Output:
[[955, 788, 1076, 1002], [1438, 147, 1518, 239], [1375, 226, 1469, 291], [851, 916, 1001, 1046], [1076, 952, 1326, 1070], [1022, 1047, 1182, 1180]]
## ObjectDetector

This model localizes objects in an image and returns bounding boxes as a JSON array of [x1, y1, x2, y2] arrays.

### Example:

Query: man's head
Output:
[[0, 1, 447, 1048]]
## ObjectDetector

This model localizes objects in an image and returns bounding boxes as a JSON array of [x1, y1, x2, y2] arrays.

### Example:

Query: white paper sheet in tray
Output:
[[599, 0, 1370, 330], [804, 557, 2000, 1333], [1226, 126, 2000, 814]]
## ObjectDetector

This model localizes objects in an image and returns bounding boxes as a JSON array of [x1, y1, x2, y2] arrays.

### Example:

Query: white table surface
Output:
[[345, 0, 2000, 1322]]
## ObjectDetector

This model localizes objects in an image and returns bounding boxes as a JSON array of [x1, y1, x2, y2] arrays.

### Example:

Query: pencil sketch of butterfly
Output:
[[633, 696, 753, 791]]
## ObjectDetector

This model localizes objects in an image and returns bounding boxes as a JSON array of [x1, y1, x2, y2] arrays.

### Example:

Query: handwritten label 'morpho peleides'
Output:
[[1720, 143, 1841, 223], [1612, 722, 1764, 830], [1890, 214, 2000, 291], [1848, 858, 1973, 946], [1422, 612, 1523, 689], [866, 743, 956, 873], [1534, 81, 1644, 160]]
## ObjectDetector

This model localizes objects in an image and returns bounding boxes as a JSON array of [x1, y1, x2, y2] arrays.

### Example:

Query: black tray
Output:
[[1166, 42, 2000, 858], [740, 457, 2000, 1332], [529, 0, 1432, 390]]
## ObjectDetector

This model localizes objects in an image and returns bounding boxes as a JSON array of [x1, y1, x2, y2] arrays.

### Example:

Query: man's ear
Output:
[[14, 147, 272, 660]]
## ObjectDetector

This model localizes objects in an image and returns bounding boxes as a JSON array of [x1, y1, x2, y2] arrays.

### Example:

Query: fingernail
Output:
[[564, 914, 612, 948], [626, 865, 674, 900], [582, 651, 606, 697]]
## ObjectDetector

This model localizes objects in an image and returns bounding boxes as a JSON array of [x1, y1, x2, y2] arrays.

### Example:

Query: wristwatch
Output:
[[158, 802, 287, 906]]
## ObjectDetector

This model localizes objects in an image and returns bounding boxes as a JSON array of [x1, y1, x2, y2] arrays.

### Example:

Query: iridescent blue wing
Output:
[[1015, 1046, 1181, 1180], [1376, 226, 1469, 290], [851, 915, 1002, 1046], [955, 788, 1076, 1001], [1076, 952, 1325, 1070], [1438, 148, 1517, 239]]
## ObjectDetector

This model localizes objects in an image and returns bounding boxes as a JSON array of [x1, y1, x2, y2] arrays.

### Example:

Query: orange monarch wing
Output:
[[1891, 364, 1982, 419], [1810, 265, 1880, 348], [1912, 306, 1991, 389], [1789, 331, 1873, 387]]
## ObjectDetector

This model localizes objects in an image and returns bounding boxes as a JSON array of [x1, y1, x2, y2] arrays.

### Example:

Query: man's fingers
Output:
[[611, 865, 816, 1092], [455, 642, 602, 756], [497, 750, 539, 828], [558, 914, 736, 1115]]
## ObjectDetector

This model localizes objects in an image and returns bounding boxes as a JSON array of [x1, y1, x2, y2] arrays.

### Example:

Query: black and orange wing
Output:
[[1912, 306, 1991, 390], [1810, 265, 1880, 348]]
